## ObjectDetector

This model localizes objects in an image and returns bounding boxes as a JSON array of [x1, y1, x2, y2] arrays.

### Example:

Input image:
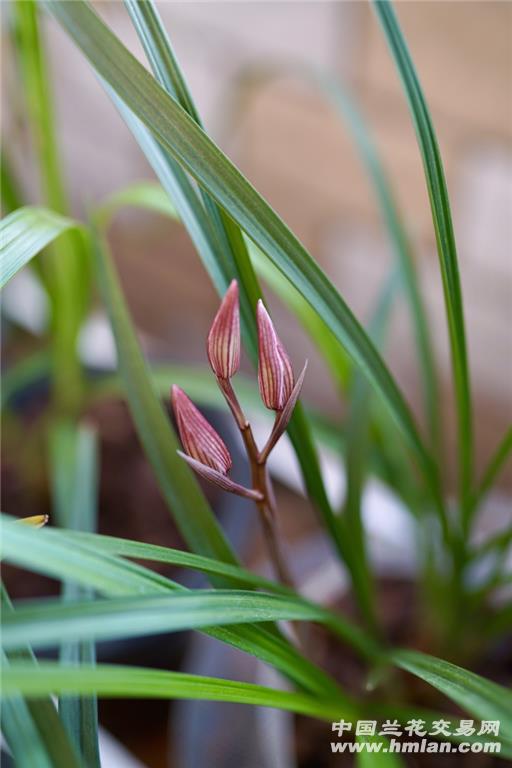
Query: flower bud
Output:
[[207, 280, 240, 380], [171, 385, 231, 474], [257, 300, 294, 411]]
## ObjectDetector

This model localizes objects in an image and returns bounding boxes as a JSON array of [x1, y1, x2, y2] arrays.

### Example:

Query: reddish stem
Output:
[[218, 378, 295, 589]]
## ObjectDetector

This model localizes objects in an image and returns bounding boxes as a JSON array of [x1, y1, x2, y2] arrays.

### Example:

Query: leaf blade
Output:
[[50, 423, 101, 768], [373, 0, 472, 515], [1, 662, 351, 721], [0, 517, 349, 698], [90, 224, 238, 567], [391, 649, 512, 742], [0, 207, 79, 289], [45, 0, 437, 497]]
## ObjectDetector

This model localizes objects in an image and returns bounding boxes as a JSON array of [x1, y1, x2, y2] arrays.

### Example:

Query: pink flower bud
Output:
[[207, 280, 240, 380], [171, 385, 231, 474], [257, 300, 294, 411]]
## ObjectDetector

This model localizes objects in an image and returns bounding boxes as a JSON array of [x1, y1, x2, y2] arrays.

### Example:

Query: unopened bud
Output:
[[171, 385, 231, 474], [207, 280, 240, 380], [257, 300, 294, 411]]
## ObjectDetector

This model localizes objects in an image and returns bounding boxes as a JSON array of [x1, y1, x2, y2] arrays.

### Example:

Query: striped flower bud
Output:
[[207, 280, 240, 380], [257, 300, 294, 411], [171, 385, 231, 474]]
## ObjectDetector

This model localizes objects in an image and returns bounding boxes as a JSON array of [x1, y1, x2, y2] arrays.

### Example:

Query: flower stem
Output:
[[218, 379, 295, 590]]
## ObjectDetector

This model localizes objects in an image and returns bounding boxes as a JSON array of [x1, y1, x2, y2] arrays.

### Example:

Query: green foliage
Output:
[[49, 424, 100, 767], [0, 207, 82, 289], [373, 0, 472, 516], [392, 650, 512, 743], [1, 0, 511, 763]]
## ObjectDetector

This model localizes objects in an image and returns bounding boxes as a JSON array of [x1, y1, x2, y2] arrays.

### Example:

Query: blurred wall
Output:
[[3, 1, 511, 489]]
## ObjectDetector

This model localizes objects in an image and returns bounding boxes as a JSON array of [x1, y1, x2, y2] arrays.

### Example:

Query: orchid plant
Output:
[[1, 0, 511, 766], [172, 281, 306, 587]]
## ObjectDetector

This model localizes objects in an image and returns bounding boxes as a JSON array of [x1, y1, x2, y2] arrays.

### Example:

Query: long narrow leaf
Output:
[[373, 0, 472, 516], [0, 517, 350, 698], [232, 63, 438, 449], [94, 180, 422, 601], [0, 586, 83, 768], [98, 19, 343, 572], [45, 0, 438, 500], [340, 271, 399, 633], [0, 688, 53, 768], [1, 590, 378, 662], [1, 151, 23, 214], [1, 662, 349, 721], [124, 0, 262, 345], [470, 427, 512, 516], [95, 183, 417, 517], [12, 0, 90, 410], [50, 529, 294, 596], [356, 737, 404, 767], [391, 649, 512, 742], [90, 224, 238, 566], [50, 424, 100, 768], [0, 206, 80, 289]]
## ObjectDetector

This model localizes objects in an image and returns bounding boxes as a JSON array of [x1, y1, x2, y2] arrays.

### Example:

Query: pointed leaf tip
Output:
[[257, 300, 294, 411], [207, 280, 240, 379], [171, 385, 232, 473]]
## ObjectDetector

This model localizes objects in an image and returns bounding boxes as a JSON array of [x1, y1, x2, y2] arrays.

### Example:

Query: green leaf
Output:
[[247, 241, 351, 391], [0, 516, 348, 698], [1, 517, 378, 661], [1, 590, 377, 664], [123, 0, 201, 124], [90, 224, 238, 567], [123, 0, 262, 347], [95, 180, 178, 223], [98, 24, 342, 577], [96, 178, 350, 573], [94, 182, 415, 520], [373, 0, 472, 516], [356, 736, 404, 767], [107, 91, 229, 293], [470, 427, 512, 517], [1, 514, 181, 597], [0, 689, 54, 768], [0, 206, 80, 289], [2, 515, 294, 597], [371, 700, 512, 758], [391, 649, 512, 742], [53, 529, 294, 596], [88, 218, 368, 656], [45, 0, 438, 501], [49, 424, 101, 768], [1, 151, 23, 215], [232, 63, 438, 449], [0, 587, 83, 768], [12, 0, 91, 411], [340, 270, 399, 634], [1, 662, 351, 721]]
